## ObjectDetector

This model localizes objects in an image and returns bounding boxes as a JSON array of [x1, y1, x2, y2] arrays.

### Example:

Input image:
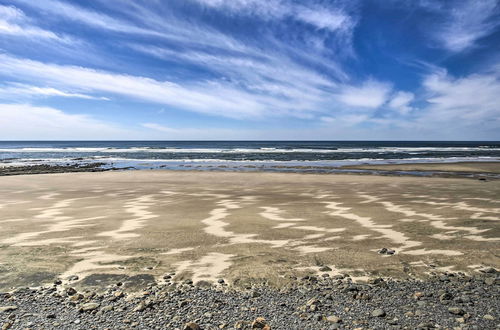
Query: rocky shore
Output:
[[1, 270, 498, 330], [0, 163, 110, 176]]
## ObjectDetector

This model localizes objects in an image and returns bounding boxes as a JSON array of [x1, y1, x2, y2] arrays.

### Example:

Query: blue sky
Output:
[[0, 0, 499, 140]]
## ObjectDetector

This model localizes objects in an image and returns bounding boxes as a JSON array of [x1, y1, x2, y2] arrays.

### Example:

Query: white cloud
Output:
[[0, 104, 126, 140], [422, 70, 500, 122], [10, 0, 148, 35], [0, 83, 109, 100], [0, 4, 68, 41], [425, 0, 500, 52], [193, 0, 356, 33], [294, 6, 352, 32], [337, 80, 392, 108], [388, 91, 414, 114], [0, 54, 337, 119]]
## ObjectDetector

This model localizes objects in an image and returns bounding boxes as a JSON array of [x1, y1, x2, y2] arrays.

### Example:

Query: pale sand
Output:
[[0, 169, 498, 290]]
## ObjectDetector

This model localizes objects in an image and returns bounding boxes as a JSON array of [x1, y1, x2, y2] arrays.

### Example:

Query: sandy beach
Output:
[[0, 166, 499, 329], [0, 165, 498, 290]]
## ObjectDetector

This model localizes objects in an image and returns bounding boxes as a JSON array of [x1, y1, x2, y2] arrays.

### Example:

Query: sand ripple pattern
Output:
[[0, 172, 498, 286]]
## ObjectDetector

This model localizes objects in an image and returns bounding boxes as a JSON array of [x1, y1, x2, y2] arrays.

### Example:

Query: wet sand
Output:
[[0, 168, 499, 291], [342, 161, 500, 173]]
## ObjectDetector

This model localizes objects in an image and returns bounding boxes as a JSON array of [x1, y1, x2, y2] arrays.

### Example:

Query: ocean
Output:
[[1, 141, 499, 174]]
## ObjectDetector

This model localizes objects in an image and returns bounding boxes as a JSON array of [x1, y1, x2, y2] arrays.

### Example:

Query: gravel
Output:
[[0, 271, 498, 329]]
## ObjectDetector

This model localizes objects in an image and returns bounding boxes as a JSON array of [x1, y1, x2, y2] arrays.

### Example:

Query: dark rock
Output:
[[183, 322, 201, 330], [65, 287, 77, 296], [480, 267, 497, 274]]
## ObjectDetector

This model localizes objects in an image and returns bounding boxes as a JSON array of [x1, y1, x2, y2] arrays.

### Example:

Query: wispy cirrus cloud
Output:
[[0, 83, 109, 101], [0, 53, 340, 119], [0, 4, 70, 41], [410, 0, 500, 52], [437, 0, 500, 52], [193, 0, 355, 33]]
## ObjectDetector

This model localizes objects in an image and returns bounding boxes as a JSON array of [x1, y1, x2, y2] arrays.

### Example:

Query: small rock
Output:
[[319, 266, 332, 272], [2, 322, 12, 330], [69, 293, 84, 302], [250, 290, 261, 298], [80, 303, 100, 312], [0, 306, 17, 313], [480, 267, 497, 274], [234, 320, 250, 329], [183, 322, 201, 330], [484, 277, 495, 285], [114, 291, 124, 298], [65, 287, 77, 296], [306, 298, 319, 306], [218, 278, 225, 284], [101, 305, 113, 312], [448, 307, 465, 315], [413, 292, 424, 299], [46, 314, 56, 319], [251, 317, 270, 329], [133, 302, 147, 312], [67, 275, 79, 281], [483, 314, 495, 320], [371, 309, 386, 317], [439, 292, 453, 302], [53, 279, 62, 285], [378, 248, 395, 255], [326, 315, 342, 323]]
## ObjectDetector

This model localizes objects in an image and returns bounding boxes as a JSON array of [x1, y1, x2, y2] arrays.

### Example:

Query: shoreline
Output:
[[1, 160, 499, 179]]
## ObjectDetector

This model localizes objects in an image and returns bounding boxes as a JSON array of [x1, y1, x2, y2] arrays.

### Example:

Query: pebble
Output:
[[371, 308, 386, 317], [0, 307, 17, 314], [80, 303, 100, 312], [448, 307, 465, 315], [326, 315, 342, 323], [0, 272, 498, 329], [183, 322, 201, 330]]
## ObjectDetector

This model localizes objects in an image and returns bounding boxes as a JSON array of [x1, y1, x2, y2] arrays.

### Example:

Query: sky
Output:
[[0, 0, 499, 140]]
